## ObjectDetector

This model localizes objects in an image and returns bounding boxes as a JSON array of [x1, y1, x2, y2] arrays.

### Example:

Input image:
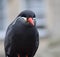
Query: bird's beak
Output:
[[27, 17, 34, 26]]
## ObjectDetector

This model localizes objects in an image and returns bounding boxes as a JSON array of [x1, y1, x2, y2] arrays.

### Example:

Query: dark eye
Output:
[[22, 14, 26, 17]]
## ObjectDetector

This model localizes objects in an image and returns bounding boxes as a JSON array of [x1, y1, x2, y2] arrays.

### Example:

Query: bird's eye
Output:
[[21, 17, 27, 21]]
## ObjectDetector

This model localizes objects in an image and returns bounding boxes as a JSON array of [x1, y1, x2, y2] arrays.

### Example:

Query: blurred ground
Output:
[[0, 38, 60, 57], [0, 40, 5, 57]]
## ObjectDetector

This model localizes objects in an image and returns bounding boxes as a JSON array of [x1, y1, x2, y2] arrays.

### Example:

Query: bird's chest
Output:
[[17, 29, 36, 42], [13, 28, 36, 48]]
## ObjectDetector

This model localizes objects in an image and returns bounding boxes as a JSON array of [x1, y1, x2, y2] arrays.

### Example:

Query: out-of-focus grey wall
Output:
[[46, 0, 60, 39]]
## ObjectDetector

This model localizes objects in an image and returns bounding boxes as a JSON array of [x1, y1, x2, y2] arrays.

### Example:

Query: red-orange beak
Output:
[[27, 17, 34, 26]]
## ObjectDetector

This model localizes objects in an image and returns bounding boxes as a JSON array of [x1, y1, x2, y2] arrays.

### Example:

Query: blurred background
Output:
[[0, 0, 60, 57]]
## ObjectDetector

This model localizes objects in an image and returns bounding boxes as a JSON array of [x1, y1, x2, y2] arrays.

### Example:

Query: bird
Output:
[[4, 10, 39, 57]]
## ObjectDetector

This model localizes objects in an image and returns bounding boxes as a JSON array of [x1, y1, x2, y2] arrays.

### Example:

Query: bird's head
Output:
[[17, 10, 36, 26]]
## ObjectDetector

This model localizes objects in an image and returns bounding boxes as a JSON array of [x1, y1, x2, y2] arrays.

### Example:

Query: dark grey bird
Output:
[[4, 10, 39, 57]]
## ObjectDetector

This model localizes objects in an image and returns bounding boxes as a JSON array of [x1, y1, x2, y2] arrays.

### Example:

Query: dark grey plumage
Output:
[[4, 10, 39, 57]]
